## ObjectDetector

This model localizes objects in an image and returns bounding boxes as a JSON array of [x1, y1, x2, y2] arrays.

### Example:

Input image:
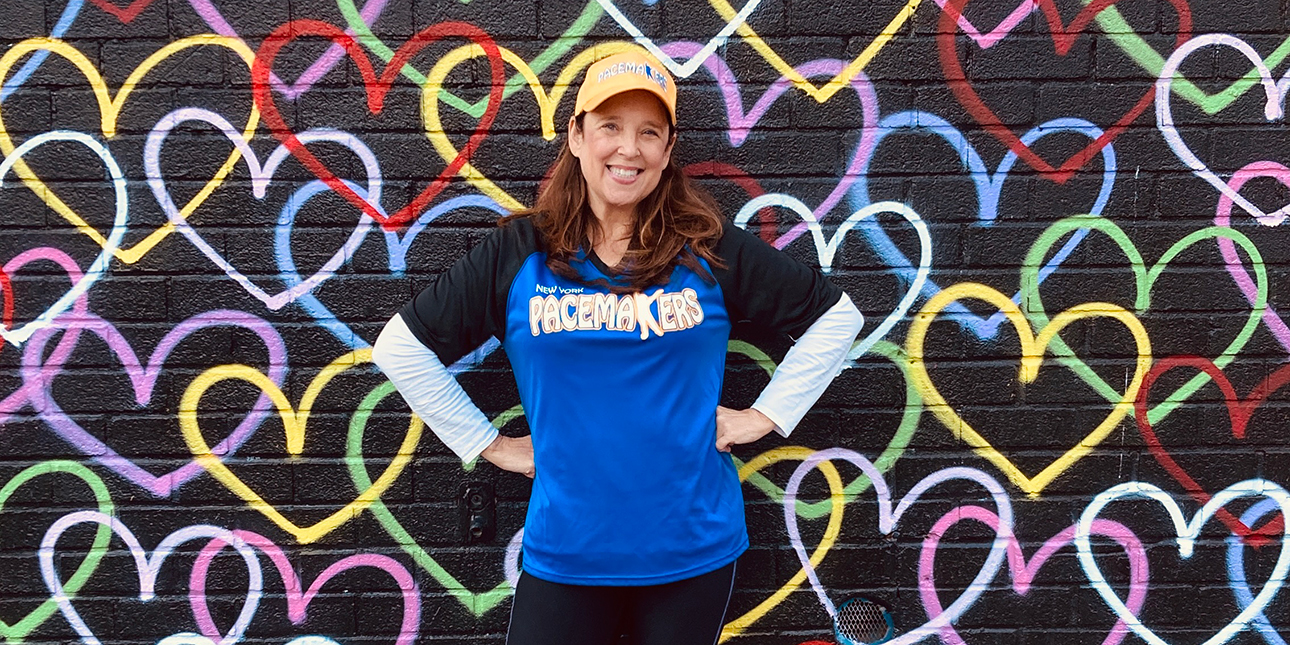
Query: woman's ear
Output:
[[567, 115, 584, 158]]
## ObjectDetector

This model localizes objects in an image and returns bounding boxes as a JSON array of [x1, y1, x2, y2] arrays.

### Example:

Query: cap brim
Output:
[[578, 85, 677, 126]]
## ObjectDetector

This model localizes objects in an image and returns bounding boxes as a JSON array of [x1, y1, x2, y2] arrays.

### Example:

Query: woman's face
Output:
[[568, 89, 674, 221]]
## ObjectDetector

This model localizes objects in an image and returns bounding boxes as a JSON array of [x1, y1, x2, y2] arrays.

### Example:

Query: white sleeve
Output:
[[751, 294, 864, 437], [371, 313, 499, 464]]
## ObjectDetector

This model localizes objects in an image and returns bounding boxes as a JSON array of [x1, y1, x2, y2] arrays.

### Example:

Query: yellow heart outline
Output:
[[905, 282, 1152, 497], [719, 446, 844, 642], [0, 35, 260, 264], [711, 0, 923, 102], [422, 41, 643, 211], [179, 349, 422, 544]]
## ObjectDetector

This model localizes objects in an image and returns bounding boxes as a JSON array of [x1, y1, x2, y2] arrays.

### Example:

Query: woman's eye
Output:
[[602, 123, 618, 131], [643, 129, 659, 137]]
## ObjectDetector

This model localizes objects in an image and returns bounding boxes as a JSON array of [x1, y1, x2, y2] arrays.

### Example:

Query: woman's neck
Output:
[[589, 208, 635, 267]]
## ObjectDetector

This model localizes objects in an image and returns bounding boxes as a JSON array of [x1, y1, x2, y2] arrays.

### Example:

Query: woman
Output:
[[372, 50, 864, 645]]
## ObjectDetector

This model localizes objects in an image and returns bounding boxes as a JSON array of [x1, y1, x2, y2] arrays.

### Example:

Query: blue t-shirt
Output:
[[400, 217, 841, 585]]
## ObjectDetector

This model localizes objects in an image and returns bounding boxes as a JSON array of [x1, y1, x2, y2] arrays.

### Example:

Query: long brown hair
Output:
[[502, 113, 726, 293]]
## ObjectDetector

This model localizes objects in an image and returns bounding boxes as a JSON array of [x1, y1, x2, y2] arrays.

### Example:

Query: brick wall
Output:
[[0, 0, 1287, 643]]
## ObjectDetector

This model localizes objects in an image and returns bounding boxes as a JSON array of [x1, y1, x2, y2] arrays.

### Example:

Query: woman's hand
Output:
[[715, 406, 779, 452], [480, 435, 535, 478]]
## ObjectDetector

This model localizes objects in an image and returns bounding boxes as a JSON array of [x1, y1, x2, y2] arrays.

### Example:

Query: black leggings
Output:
[[505, 559, 738, 645]]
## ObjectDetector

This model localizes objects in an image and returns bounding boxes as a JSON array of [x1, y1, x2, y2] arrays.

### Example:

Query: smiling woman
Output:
[[372, 49, 864, 645]]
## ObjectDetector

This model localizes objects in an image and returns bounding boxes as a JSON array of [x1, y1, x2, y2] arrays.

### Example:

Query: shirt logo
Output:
[[528, 288, 704, 340]]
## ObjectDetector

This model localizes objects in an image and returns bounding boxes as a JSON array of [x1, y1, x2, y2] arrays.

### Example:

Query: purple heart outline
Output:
[[187, 0, 387, 100], [22, 309, 287, 497]]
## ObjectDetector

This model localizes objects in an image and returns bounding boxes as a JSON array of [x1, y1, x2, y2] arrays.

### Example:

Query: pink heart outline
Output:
[[0, 247, 90, 425], [187, 0, 387, 100], [21, 309, 287, 497], [1213, 160, 1290, 355], [189, 529, 421, 645], [933, 0, 1038, 48], [919, 505, 1149, 645]]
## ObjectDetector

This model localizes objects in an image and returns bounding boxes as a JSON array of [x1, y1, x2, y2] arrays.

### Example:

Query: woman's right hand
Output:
[[480, 434, 535, 478]]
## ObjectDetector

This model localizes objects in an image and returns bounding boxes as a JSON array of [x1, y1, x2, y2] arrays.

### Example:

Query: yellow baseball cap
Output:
[[574, 51, 677, 125]]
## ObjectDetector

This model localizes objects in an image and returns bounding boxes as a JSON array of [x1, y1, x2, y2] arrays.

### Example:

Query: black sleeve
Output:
[[398, 218, 540, 365], [710, 220, 845, 338]]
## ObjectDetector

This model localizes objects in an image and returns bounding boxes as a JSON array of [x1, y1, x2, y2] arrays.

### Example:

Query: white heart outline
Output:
[[1075, 479, 1290, 645], [40, 510, 264, 645], [1156, 34, 1290, 226], [733, 195, 931, 359], [594, 0, 763, 78], [145, 107, 382, 310], [783, 447, 1011, 644], [0, 131, 128, 346]]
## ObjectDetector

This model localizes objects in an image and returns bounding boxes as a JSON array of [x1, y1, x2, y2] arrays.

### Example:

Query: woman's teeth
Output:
[[609, 166, 640, 177]]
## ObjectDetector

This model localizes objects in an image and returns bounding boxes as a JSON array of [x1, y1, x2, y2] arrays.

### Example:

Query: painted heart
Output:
[[1022, 214, 1265, 426], [920, 505, 1147, 645], [1228, 499, 1288, 645], [179, 349, 421, 543], [723, 446, 851, 641], [190, 530, 420, 645], [709, 0, 922, 101], [1134, 355, 1287, 546], [251, 19, 504, 231], [1091, 0, 1290, 115], [733, 195, 930, 359], [0, 0, 84, 102], [595, 0, 762, 78], [147, 107, 381, 311], [0, 461, 112, 642], [0, 131, 127, 346], [934, 0, 1037, 48], [781, 448, 1011, 645], [87, 0, 156, 22], [940, 0, 1192, 182], [1076, 479, 1290, 645], [1157, 34, 1290, 225], [189, 0, 387, 100], [905, 282, 1152, 496], [1214, 161, 1290, 356], [339, 0, 604, 117], [0, 35, 258, 264], [40, 510, 263, 645], [0, 246, 90, 426], [847, 112, 1118, 340], [345, 383, 518, 616], [277, 178, 507, 353], [22, 309, 286, 497]]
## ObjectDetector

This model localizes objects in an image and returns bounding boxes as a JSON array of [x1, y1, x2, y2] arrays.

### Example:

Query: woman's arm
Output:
[[372, 314, 534, 475], [715, 293, 864, 450]]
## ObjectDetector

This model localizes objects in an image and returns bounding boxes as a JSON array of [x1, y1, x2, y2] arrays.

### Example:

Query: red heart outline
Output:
[[1135, 354, 1286, 547], [252, 20, 505, 232], [938, 0, 1193, 183], [0, 267, 13, 333], [87, 0, 157, 23]]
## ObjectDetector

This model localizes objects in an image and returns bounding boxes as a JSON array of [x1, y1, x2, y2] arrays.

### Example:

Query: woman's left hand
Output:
[[715, 406, 779, 452]]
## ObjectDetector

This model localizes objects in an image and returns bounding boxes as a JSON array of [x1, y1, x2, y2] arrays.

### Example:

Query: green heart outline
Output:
[[337, 0, 604, 118], [1086, 0, 1290, 114], [0, 460, 113, 643], [1020, 214, 1267, 425]]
